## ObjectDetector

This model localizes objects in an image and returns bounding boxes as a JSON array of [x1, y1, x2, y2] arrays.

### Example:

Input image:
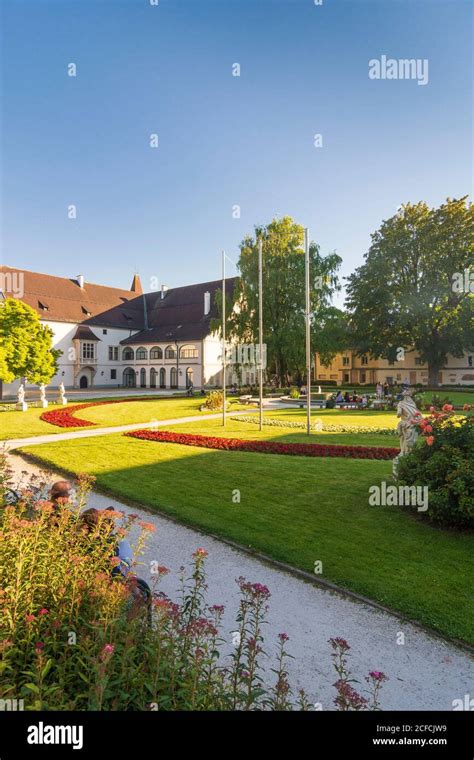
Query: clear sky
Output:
[[1, 0, 472, 304]]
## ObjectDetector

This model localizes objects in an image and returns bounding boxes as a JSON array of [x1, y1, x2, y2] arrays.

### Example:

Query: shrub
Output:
[[289, 387, 300, 399], [0, 462, 387, 710], [397, 407, 474, 528], [202, 390, 225, 410]]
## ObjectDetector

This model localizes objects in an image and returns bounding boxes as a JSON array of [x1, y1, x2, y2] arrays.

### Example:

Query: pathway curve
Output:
[[3, 409, 259, 451], [6, 453, 473, 711]]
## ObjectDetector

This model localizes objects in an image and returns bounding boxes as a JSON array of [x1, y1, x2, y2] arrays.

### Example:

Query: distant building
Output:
[[0, 266, 237, 398], [315, 350, 474, 387]]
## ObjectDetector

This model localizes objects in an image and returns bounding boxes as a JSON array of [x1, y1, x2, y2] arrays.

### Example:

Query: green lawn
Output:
[[0, 396, 244, 440], [20, 429, 474, 644]]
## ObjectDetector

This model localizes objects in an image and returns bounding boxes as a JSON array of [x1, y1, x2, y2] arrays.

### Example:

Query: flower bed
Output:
[[230, 415, 397, 435], [125, 429, 399, 460], [40, 397, 162, 428]]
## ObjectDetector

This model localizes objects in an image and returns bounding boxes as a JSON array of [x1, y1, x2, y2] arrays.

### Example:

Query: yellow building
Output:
[[314, 350, 474, 387]]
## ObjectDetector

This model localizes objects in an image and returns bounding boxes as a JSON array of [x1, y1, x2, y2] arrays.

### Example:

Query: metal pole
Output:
[[258, 238, 263, 431], [305, 228, 311, 435], [222, 250, 226, 426]]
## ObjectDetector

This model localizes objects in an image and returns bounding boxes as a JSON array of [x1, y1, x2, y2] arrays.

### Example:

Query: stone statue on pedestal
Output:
[[392, 389, 421, 477], [58, 382, 67, 406], [16, 383, 28, 412], [39, 383, 48, 408]]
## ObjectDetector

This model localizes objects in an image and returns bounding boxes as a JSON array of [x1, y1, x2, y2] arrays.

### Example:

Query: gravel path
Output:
[[7, 453, 473, 711]]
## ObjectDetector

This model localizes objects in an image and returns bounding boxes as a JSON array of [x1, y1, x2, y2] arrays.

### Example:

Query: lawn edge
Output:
[[14, 448, 474, 655]]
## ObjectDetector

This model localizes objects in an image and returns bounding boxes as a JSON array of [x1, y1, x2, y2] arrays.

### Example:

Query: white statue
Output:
[[393, 389, 421, 476], [58, 382, 67, 405], [16, 383, 28, 412], [39, 383, 48, 408]]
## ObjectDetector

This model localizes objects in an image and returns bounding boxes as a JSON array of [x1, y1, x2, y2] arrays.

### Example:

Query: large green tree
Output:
[[345, 197, 473, 387], [213, 216, 344, 385], [0, 298, 60, 384]]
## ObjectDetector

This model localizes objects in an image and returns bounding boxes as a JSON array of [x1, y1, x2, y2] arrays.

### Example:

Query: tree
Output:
[[345, 197, 473, 387], [0, 298, 60, 384], [212, 216, 344, 386]]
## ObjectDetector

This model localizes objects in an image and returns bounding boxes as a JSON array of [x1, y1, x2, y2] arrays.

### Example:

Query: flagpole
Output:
[[305, 228, 311, 435], [222, 250, 226, 426], [258, 238, 263, 431]]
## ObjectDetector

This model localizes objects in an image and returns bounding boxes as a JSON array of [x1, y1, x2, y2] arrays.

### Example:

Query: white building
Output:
[[0, 266, 237, 398]]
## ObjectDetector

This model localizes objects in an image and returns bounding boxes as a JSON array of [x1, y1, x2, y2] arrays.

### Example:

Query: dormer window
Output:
[[81, 306, 92, 316], [38, 300, 49, 311]]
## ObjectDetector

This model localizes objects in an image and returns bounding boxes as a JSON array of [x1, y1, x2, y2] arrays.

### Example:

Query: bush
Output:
[[0, 460, 387, 710], [289, 387, 300, 399], [202, 390, 225, 410], [397, 407, 474, 528]]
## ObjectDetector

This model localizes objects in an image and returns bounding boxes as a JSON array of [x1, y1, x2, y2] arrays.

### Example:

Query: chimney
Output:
[[204, 291, 211, 316], [77, 274, 84, 289], [161, 285, 168, 300]]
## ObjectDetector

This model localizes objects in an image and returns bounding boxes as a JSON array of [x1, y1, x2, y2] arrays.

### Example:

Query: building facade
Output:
[[0, 266, 236, 398], [315, 350, 474, 387]]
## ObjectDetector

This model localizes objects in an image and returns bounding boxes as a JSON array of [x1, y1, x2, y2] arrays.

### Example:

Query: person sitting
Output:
[[335, 391, 344, 403], [344, 391, 351, 402]]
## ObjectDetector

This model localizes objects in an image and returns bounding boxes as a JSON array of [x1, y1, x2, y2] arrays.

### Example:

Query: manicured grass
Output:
[[0, 397, 244, 440], [21, 432, 474, 644], [418, 390, 474, 406], [162, 409, 400, 448]]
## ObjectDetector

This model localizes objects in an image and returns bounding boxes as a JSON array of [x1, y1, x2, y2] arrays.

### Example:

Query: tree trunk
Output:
[[428, 362, 440, 388]]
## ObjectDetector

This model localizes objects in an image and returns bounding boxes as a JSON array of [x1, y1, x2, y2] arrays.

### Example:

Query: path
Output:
[[6, 453, 473, 711]]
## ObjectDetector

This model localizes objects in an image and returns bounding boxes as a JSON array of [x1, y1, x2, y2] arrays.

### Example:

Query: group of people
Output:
[[49, 480, 151, 619], [334, 390, 368, 406]]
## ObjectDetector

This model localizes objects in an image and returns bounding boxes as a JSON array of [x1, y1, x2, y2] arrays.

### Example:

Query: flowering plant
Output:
[[126, 429, 399, 460]]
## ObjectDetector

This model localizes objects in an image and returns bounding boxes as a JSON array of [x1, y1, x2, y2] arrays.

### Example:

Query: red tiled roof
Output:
[[0, 266, 145, 329]]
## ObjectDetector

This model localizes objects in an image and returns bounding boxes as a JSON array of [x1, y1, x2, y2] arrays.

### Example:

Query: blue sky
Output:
[[1, 0, 472, 304]]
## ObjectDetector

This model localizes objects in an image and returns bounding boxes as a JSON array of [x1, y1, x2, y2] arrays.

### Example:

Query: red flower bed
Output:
[[40, 397, 162, 428], [125, 429, 399, 460]]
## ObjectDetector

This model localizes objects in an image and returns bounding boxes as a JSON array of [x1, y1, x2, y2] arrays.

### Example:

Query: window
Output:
[[159, 368, 166, 388], [170, 366, 178, 388], [150, 346, 163, 360], [140, 368, 146, 387], [180, 345, 198, 359], [122, 347, 134, 361], [136, 347, 148, 361], [342, 356, 350, 366], [468, 356, 473, 367], [150, 368, 157, 388], [415, 357, 423, 366], [111, 369, 117, 380], [108, 346, 119, 361], [165, 346, 177, 359], [361, 355, 368, 365], [81, 342, 95, 360], [343, 373, 350, 383], [81, 306, 92, 316], [186, 367, 194, 388], [38, 300, 49, 311], [103, 329, 108, 335]]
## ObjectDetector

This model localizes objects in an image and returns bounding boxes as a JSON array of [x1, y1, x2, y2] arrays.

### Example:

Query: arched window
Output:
[[150, 368, 157, 388], [170, 367, 178, 388], [165, 345, 177, 359], [186, 367, 194, 388], [159, 368, 166, 388], [123, 367, 136, 387], [180, 345, 198, 359], [150, 346, 163, 360], [122, 347, 134, 361], [140, 368, 146, 388], [136, 347, 148, 361]]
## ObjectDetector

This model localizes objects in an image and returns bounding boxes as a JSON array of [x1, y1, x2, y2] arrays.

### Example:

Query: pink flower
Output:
[[35, 641, 44, 651], [424, 425, 433, 433], [101, 644, 115, 659], [278, 632, 289, 643], [368, 670, 386, 681], [426, 436, 435, 446], [193, 548, 208, 558], [25, 614, 36, 623], [38, 608, 49, 616]]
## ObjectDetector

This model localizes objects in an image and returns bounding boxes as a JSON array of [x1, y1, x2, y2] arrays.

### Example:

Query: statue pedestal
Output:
[[40, 400, 49, 408], [16, 402, 28, 412], [59, 396, 67, 406]]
